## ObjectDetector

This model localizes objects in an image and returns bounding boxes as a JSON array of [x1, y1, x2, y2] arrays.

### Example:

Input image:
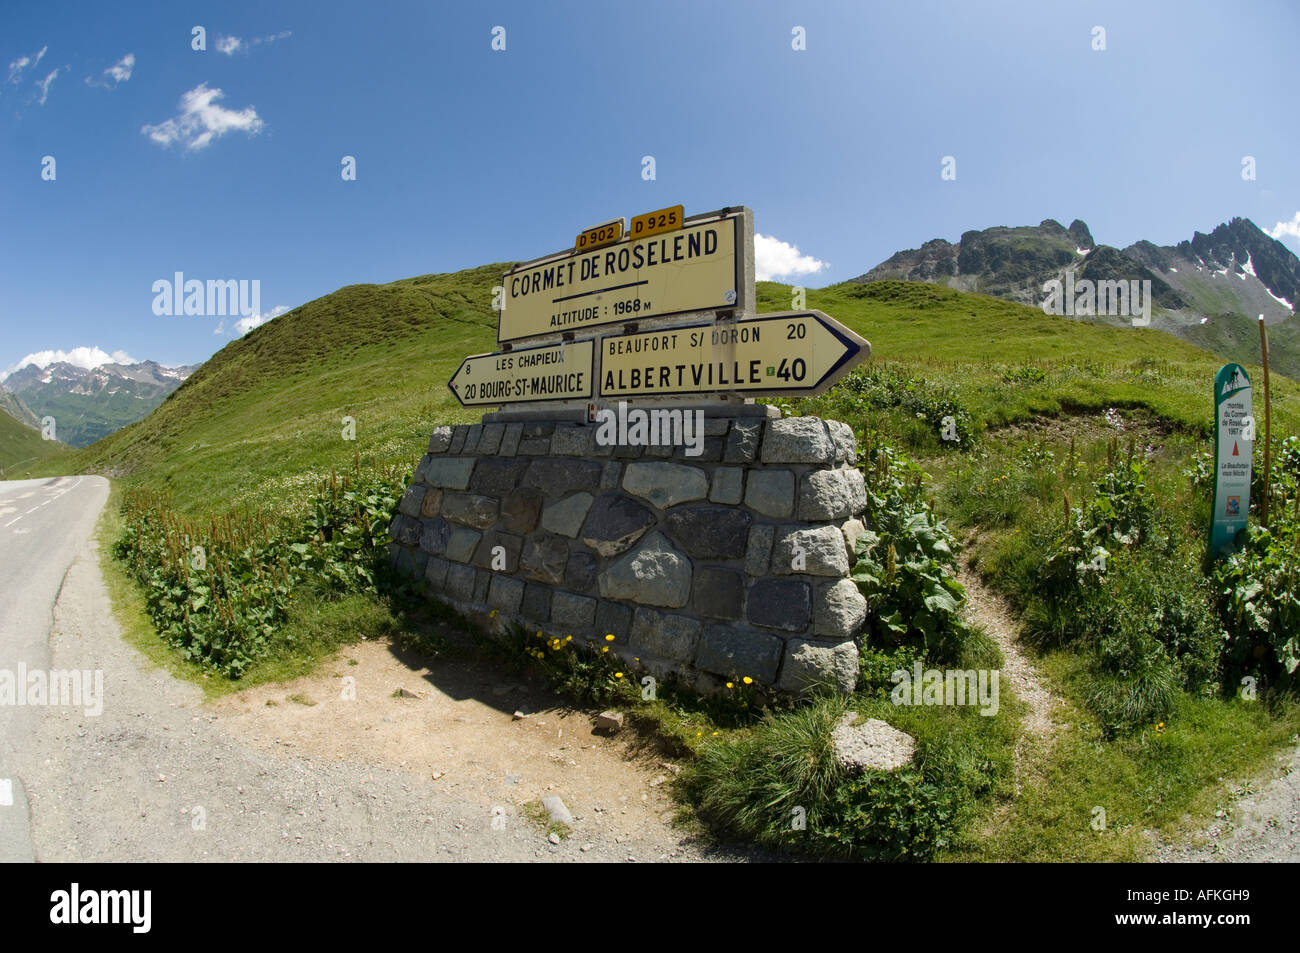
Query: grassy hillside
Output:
[[45, 268, 1299, 515], [0, 407, 72, 478], [73, 260, 1300, 862], [46, 265, 502, 514]]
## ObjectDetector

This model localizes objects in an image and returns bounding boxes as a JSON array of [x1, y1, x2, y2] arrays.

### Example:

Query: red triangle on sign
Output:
[[1232, 442, 1239, 456]]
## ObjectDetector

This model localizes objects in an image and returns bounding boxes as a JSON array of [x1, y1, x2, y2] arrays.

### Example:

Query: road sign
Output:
[[629, 205, 684, 241], [447, 340, 593, 407], [1210, 362, 1252, 557], [575, 218, 625, 252], [597, 310, 869, 399], [498, 207, 750, 343]]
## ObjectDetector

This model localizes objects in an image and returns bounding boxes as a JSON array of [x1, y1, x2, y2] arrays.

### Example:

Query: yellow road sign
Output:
[[629, 205, 684, 241], [498, 208, 748, 343], [598, 310, 869, 399], [575, 217, 625, 252], [448, 340, 593, 407]]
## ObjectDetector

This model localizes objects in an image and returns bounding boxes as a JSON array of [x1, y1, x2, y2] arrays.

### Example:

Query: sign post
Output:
[[448, 340, 593, 407], [1210, 362, 1253, 557]]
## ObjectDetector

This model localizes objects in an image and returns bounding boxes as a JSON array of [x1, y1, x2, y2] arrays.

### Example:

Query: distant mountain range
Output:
[[1, 360, 197, 448], [852, 216, 1300, 378]]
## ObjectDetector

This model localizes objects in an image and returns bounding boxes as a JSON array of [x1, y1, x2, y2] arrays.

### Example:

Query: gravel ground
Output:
[[20, 517, 760, 863], [1149, 745, 1300, 863]]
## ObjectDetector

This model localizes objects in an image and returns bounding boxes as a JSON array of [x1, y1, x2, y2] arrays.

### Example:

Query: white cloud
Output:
[[141, 83, 264, 150], [34, 67, 60, 105], [216, 31, 291, 56], [87, 52, 134, 88], [231, 305, 288, 337], [7, 45, 47, 85], [2, 346, 136, 380], [1269, 211, 1300, 249], [754, 233, 829, 282]]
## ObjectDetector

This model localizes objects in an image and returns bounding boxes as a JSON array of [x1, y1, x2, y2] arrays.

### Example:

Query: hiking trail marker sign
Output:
[[1210, 362, 1253, 557]]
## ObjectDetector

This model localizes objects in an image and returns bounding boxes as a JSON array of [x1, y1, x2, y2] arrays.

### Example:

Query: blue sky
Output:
[[2, 0, 1297, 374]]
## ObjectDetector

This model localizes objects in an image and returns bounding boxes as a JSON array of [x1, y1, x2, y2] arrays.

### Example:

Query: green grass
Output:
[[59, 260, 1300, 862], [0, 409, 72, 478]]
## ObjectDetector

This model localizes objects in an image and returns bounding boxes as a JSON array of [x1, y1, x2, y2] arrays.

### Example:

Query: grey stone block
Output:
[[663, 506, 751, 559], [448, 426, 468, 454], [487, 574, 525, 613], [622, 461, 709, 509], [694, 623, 783, 683], [477, 423, 505, 455], [418, 517, 449, 556], [441, 493, 499, 529], [500, 422, 523, 456], [692, 567, 744, 620], [398, 485, 426, 518], [826, 420, 857, 464], [597, 532, 692, 608], [815, 578, 868, 638], [471, 531, 521, 572], [446, 562, 476, 601], [744, 469, 795, 518], [564, 551, 598, 593], [630, 608, 701, 663], [778, 639, 858, 694], [595, 600, 632, 640], [599, 461, 622, 490], [518, 436, 551, 455], [424, 457, 476, 490], [761, 417, 834, 464], [773, 524, 851, 576], [709, 467, 744, 504], [541, 491, 594, 538], [446, 526, 482, 563], [428, 426, 454, 454], [551, 590, 597, 629], [522, 422, 555, 438], [521, 583, 552, 622], [745, 524, 774, 576], [520, 533, 569, 585], [746, 578, 811, 632], [580, 493, 657, 557], [391, 515, 421, 547], [424, 556, 450, 589], [797, 468, 867, 521], [523, 458, 601, 499], [724, 418, 762, 462], [703, 417, 730, 437], [462, 425, 483, 454], [472, 569, 491, 604], [470, 457, 528, 496], [552, 424, 592, 456]]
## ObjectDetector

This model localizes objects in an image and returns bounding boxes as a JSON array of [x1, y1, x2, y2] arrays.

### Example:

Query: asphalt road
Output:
[[0, 475, 109, 862]]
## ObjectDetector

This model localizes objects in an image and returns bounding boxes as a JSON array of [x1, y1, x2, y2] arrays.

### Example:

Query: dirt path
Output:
[[957, 564, 1064, 793], [19, 524, 752, 863]]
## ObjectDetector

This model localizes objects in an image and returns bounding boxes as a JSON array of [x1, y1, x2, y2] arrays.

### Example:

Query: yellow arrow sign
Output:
[[448, 340, 593, 407], [598, 311, 869, 399]]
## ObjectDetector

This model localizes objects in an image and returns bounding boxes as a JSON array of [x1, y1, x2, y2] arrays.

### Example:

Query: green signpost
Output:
[[1210, 363, 1253, 557]]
